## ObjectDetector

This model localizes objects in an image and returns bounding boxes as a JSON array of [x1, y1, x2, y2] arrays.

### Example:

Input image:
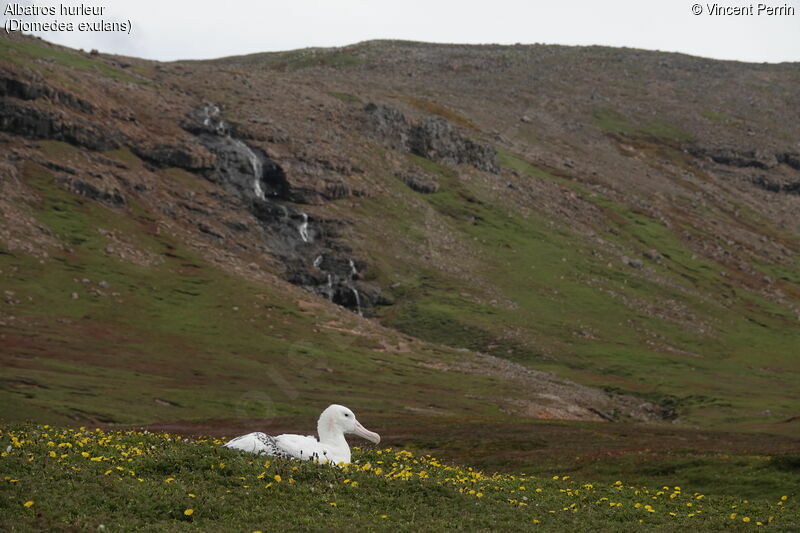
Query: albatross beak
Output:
[[352, 420, 381, 444]]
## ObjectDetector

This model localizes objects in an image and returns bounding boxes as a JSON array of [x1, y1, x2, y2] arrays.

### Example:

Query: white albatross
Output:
[[223, 404, 380, 465]]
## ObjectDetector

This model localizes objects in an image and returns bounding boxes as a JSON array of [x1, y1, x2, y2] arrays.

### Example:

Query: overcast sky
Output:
[[3, 0, 799, 63]]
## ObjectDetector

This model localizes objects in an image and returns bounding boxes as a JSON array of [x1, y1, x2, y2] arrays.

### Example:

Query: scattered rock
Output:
[[643, 249, 662, 261], [395, 171, 439, 193], [622, 256, 643, 268]]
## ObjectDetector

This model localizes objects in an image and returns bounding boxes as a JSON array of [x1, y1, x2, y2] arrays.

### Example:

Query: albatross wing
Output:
[[274, 434, 333, 462], [223, 432, 291, 457]]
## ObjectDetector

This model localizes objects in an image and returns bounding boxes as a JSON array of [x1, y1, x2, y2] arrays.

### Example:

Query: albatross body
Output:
[[223, 404, 380, 465]]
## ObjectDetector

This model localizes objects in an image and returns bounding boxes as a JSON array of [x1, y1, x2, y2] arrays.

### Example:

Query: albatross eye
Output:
[[344, 413, 350, 417]]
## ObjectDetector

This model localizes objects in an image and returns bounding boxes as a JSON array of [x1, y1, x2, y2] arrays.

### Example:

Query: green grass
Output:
[[700, 110, 732, 122], [358, 148, 800, 429], [221, 48, 362, 71], [1, 425, 796, 531], [593, 107, 694, 141], [0, 39, 146, 84], [1, 161, 532, 426], [329, 91, 362, 104], [401, 96, 476, 128]]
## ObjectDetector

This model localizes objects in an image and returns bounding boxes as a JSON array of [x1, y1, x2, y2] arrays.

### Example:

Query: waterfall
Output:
[[349, 259, 357, 278], [326, 274, 333, 301], [203, 104, 264, 200], [230, 139, 265, 201], [351, 288, 363, 317], [313, 255, 323, 268], [247, 149, 264, 200], [299, 213, 310, 243], [203, 104, 226, 135]]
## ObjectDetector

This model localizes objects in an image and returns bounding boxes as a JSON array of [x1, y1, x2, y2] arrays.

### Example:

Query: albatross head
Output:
[[319, 404, 380, 444]]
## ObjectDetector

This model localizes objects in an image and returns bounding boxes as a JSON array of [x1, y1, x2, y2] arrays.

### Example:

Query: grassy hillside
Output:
[[1, 424, 797, 531], [1, 160, 525, 426], [1, 34, 799, 509], [356, 146, 800, 429]]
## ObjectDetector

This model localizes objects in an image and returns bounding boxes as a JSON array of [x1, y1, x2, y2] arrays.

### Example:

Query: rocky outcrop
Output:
[[688, 146, 774, 169], [777, 152, 800, 171], [751, 175, 800, 195], [0, 73, 95, 114], [364, 102, 499, 173], [131, 143, 213, 171], [0, 99, 122, 150], [409, 116, 499, 173]]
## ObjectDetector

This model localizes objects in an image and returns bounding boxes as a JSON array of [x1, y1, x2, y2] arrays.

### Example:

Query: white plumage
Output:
[[223, 404, 380, 465]]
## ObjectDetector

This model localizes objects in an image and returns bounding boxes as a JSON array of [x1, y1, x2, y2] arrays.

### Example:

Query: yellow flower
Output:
[[165, 477, 175, 483], [730, 513, 737, 519], [743, 517, 750, 523], [184, 509, 194, 516], [188, 493, 196, 498], [273, 475, 282, 483], [329, 502, 337, 507], [781, 495, 788, 501], [23, 501, 34, 508], [380, 515, 388, 519]]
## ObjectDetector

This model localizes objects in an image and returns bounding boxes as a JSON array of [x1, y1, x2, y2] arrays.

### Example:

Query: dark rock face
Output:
[[689, 146, 774, 169], [131, 143, 212, 171], [751, 175, 800, 195], [0, 74, 95, 114], [364, 102, 499, 173], [409, 116, 500, 173], [363, 102, 409, 150], [0, 100, 121, 150], [777, 152, 800, 171]]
